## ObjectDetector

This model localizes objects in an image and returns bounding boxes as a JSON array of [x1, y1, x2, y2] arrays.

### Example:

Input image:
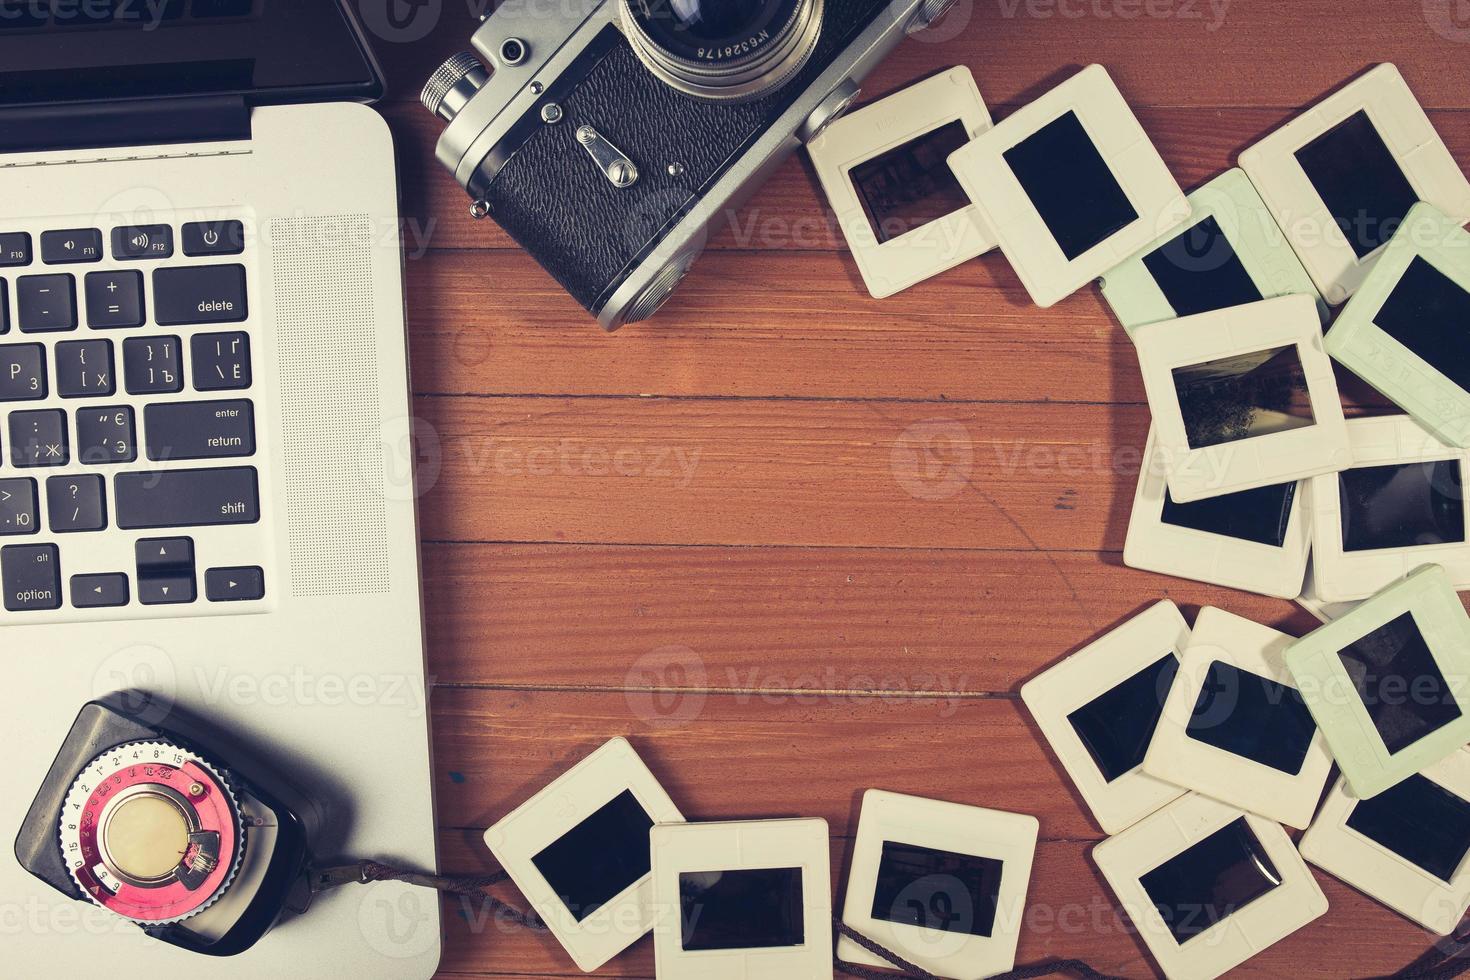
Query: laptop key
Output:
[[1, 543, 61, 611], [191, 332, 251, 391], [9, 410, 69, 467], [182, 221, 245, 257], [0, 344, 46, 400], [123, 336, 182, 394], [55, 339, 115, 398], [115, 467, 258, 529], [111, 225, 174, 261], [40, 229, 102, 264], [71, 573, 129, 609], [136, 536, 195, 605], [206, 566, 264, 602], [85, 270, 145, 329], [0, 232, 31, 267], [75, 406, 137, 465], [0, 478, 38, 536], [145, 399, 254, 461], [1, 280, 8, 334], [46, 475, 107, 533], [17, 274, 77, 332], [154, 265, 247, 325]]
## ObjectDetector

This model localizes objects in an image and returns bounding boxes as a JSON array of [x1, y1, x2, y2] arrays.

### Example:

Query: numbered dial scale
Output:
[[60, 740, 246, 924], [19, 696, 313, 956]]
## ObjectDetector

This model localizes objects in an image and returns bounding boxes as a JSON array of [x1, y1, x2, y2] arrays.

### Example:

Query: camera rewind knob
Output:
[[422, 52, 489, 123]]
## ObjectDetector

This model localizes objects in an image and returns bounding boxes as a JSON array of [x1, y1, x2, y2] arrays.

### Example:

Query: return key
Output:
[[145, 399, 254, 461]]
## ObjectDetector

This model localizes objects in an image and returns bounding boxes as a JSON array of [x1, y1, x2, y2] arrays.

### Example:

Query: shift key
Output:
[[146, 400, 254, 461], [153, 265, 247, 325], [116, 467, 258, 529]]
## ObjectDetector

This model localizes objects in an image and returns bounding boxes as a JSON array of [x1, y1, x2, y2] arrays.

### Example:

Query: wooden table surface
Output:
[[353, 1, 1470, 976]]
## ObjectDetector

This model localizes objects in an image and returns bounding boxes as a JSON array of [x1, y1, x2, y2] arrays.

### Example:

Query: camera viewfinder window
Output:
[[1003, 111, 1139, 260], [1338, 612, 1464, 755], [1172, 345, 1316, 450], [1161, 482, 1298, 548], [1294, 111, 1419, 260], [1345, 773, 1470, 882], [679, 867, 805, 951], [1139, 817, 1284, 944], [851, 120, 973, 244], [1067, 654, 1180, 782], [531, 790, 655, 921], [1373, 256, 1470, 391], [1338, 461, 1466, 553], [1142, 216, 1264, 318], [870, 841, 1004, 938], [1185, 661, 1316, 775]]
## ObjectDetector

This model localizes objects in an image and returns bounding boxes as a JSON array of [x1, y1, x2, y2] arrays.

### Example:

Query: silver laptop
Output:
[[0, 3, 441, 976]]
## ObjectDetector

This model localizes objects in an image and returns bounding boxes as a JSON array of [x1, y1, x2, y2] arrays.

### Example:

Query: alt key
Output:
[[206, 566, 264, 602]]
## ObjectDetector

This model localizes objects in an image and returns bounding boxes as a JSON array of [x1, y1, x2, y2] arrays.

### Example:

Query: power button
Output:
[[182, 221, 245, 257]]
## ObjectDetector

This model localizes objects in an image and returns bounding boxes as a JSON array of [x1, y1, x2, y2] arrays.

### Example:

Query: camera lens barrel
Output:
[[620, 0, 825, 103]]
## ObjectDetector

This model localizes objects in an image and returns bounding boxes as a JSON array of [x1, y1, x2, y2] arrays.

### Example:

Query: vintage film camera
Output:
[[424, 0, 959, 330], [15, 695, 312, 956]]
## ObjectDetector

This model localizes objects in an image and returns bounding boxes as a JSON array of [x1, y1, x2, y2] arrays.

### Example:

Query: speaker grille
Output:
[[271, 215, 391, 597]]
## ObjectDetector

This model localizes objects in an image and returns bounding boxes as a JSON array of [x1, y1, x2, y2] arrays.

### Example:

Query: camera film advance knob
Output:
[[58, 740, 245, 925], [908, 0, 960, 33], [422, 51, 490, 123]]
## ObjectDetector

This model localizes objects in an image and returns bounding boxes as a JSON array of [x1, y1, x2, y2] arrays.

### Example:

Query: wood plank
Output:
[[424, 543, 1320, 690], [391, 105, 1470, 255], [405, 247, 1421, 402], [430, 688, 1093, 838], [362, 0, 1470, 112], [404, 247, 1136, 403], [414, 397, 1151, 549]]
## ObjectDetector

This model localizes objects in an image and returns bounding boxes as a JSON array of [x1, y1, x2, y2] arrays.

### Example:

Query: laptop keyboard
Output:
[[0, 214, 271, 622]]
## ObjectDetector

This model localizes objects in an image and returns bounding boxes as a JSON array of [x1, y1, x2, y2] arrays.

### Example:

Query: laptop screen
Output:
[[0, 0, 381, 106]]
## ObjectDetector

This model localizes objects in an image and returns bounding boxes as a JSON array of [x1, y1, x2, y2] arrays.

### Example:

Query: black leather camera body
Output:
[[424, 0, 958, 330]]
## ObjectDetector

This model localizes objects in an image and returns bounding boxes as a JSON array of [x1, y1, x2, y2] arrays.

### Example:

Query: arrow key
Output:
[[71, 573, 129, 609], [136, 536, 195, 605], [206, 566, 264, 602], [139, 575, 195, 605]]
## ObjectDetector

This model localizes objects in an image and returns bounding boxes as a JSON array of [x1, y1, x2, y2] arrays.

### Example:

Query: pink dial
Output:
[[59, 741, 244, 924]]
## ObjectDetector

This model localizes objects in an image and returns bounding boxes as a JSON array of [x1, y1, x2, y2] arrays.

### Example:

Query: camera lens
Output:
[[621, 0, 824, 103]]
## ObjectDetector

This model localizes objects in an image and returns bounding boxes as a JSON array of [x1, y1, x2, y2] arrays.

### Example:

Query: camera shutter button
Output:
[[799, 79, 861, 144]]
